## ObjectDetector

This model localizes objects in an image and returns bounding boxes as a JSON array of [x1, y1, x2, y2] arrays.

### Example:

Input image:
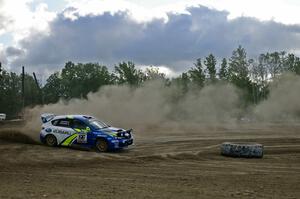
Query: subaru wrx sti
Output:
[[40, 114, 133, 152]]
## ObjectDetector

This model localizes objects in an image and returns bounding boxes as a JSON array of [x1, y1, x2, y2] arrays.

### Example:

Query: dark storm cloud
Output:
[[5, 46, 24, 57], [10, 6, 300, 72], [0, 49, 7, 65]]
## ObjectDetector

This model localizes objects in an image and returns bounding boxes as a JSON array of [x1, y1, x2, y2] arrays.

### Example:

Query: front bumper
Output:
[[39, 133, 46, 144], [109, 138, 133, 149], [119, 138, 133, 147]]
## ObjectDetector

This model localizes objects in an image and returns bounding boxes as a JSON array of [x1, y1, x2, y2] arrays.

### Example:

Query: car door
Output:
[[51, 118, 76, 146], [72, 119, 92, 146]]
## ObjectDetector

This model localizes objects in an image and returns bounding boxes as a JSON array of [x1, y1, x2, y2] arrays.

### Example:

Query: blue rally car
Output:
[[40, 114, 133, 152]]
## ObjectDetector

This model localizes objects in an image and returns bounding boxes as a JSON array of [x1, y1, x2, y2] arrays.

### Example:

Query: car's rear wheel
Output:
[[45, 134, 57, 147], [96, 139, 108, 152]]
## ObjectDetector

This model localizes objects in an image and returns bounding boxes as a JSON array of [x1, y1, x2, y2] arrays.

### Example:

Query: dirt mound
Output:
[[0, 129, 38, 144]]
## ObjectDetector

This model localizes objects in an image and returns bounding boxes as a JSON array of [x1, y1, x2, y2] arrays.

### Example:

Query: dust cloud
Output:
[[20, 74, 300, 140], [254, 73, 300, 122], [23, 81, 241, 140]]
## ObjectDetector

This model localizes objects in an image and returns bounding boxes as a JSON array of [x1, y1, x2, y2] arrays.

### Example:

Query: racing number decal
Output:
[[77, 134, 87, 143]]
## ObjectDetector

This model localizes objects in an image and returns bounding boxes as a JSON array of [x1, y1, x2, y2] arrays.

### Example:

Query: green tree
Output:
[[0, 69, 22, 117], [43, 62, 114, 103], [261, 52, 285, 78], [219, 58, 228, 80], [228, 46, 250, 88], [172, 72, 190, 95], [284, 53, 300, 75], [0, 64, 42, 116], [61, 62, 114, 99], [204, 54, 217, 82], [258, 51, 300, 77], [144, 66, 166, 81], [250, 54, 269, 101], [114, 61, 145, 86], [77, 63, 114, 94], [228, 46, 254, 104], [188, 58, 205, 88], [43, 72, 65, 103], [255, 54, 269, 83], [24, 74, 41, 107]]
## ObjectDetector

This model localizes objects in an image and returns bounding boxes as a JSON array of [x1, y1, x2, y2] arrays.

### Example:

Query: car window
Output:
[[54, 119, 72, 128], [89, 119, 110, 130], [73, 119, 87, 130], [51, 119, 59, 126]]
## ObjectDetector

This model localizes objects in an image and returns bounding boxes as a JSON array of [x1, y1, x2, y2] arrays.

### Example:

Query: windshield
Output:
[[89, 119, 110, 130]]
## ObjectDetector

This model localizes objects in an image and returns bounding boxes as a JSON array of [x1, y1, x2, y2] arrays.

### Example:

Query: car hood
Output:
[[94, 127, 125, 135], [103, 127, 124, 132]]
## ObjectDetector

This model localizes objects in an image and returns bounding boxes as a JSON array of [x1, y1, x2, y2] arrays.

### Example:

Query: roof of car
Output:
[[53, 115, 95, 121]]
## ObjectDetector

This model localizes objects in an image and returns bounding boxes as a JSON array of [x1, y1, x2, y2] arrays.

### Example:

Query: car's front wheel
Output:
[[96, 139, 108, 152], [45, 134, 57, 147]]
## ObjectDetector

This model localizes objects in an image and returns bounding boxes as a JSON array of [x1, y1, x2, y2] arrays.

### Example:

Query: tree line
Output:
[[0, 46, 300, 118]]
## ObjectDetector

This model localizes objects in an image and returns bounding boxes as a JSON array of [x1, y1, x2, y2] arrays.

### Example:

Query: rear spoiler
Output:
[[41, 113, 56, 123]]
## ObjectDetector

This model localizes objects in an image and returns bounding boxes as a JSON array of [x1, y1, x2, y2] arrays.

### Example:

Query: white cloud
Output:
[[1, 0, 300, 75], [1, 0, 300, 44], [140, 65, 179, 78], [0, 0, 57, 69], [65, 0, 300, 24], [203, 0, 300, 25], [0, 0, 56, 43], [64, 0, 170, 22], [8, 6, 300, 75]]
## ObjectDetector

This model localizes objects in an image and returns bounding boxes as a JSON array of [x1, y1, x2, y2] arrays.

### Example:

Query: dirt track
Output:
[[0, 124, 300, 199]]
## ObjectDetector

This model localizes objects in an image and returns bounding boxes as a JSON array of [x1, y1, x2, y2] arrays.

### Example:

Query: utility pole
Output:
[[33, 72, 44, 104], [0, 62, 2, 79], [22, 66, 25, 117]]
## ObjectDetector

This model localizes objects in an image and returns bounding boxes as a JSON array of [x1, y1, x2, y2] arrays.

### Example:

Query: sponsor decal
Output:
[[77, 133, 87, 143], [61, 133, 78, 146], [53, 129, 72, 135]]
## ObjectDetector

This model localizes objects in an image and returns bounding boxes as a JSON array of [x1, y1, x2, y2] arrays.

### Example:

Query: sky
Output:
[[0, 0, 300, 78]]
